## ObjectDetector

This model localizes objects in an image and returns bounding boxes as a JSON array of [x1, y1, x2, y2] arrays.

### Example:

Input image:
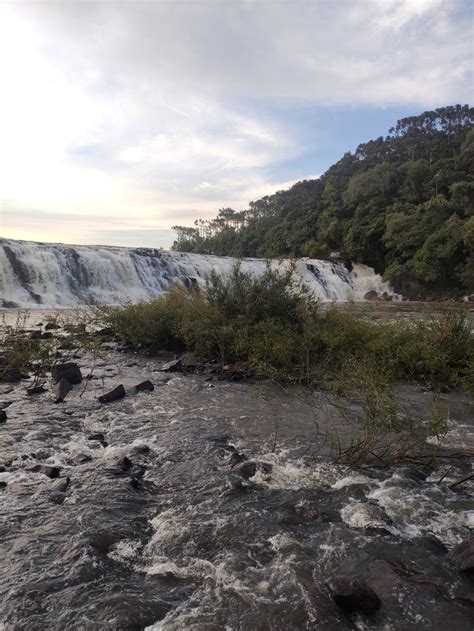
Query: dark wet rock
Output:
[[229, 451, 248, 467], [53, 378, 73, 403], [130, 478, 141, 489], [135, 380, 154, 393], [49, 491, 67, 505], [28, 464, 61, 479], [51, 362, 82, 385], [364, 290, 379, 301], [449, 539, 474, 576], [51, 477, 70, 493], [98, 384, 126, 403], [26, 384, 47, 396], [45, 321, 60, 330], [0, 409, 7, 423], [328, 575, 381, 613], [133, 444, 151, 455], [118, 457, 133, 471], [29, 330, 42, 340], [41, 331, 54, 339], [161, 358, 182, 372], [88, 532, 120, 554], [0, 465, 6, 472], [131, 464, 146, 478], [88, 432, 104, 440], [0, 480, 7, 488], [236, 461, 257, 479]]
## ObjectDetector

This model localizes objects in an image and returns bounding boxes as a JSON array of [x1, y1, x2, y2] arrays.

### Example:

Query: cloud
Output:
[[0, 0, 471, 247]]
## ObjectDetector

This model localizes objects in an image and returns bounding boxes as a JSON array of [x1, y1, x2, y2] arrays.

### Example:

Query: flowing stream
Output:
[[0, 339, 473, 630]]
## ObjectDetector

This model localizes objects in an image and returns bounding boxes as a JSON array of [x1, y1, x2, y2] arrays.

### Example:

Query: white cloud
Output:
[[0, 0, 471, 246]]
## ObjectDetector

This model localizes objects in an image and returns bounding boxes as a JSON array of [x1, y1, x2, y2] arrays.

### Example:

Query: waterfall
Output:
[[0, 238, 398, 307]]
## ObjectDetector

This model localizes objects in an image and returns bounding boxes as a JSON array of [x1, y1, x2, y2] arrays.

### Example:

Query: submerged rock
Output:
[[28, 464, 61, 479], [328, 575, 381, 613], [52, 362, 82, 385], [135, 380, 154, 393], [98, 384, 126, 404], [341, 502, 392, 533]]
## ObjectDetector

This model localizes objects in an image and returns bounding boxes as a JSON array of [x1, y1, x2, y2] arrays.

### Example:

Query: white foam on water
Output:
[[1, 238, 399, 307]]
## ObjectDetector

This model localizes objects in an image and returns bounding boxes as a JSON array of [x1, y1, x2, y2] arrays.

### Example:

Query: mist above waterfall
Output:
[[0, 238, 397, 308]]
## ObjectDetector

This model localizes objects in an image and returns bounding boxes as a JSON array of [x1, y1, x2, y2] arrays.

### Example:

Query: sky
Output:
[[0, 0, 472, 249]]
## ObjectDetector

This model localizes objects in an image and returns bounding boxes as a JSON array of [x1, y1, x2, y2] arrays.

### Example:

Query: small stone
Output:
[[98, 384, 126, 403], [328, 575, 381, 613], [0, 410, 7, 423], [135, 380, 154, 393], [51, 362, 82, 385]]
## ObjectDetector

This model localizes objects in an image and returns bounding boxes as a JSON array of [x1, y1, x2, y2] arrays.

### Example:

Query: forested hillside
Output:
[[172, 105, 474, 298]]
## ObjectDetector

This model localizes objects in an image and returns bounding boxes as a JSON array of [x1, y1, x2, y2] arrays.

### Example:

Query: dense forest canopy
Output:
[[172, 105, 474, 298]]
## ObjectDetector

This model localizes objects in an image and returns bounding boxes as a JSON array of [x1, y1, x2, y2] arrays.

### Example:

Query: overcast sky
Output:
[[0, 0, 472, 248]]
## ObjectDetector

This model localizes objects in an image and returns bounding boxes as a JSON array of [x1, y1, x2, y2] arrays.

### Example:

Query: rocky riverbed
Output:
[[0, 319, 473, 630]]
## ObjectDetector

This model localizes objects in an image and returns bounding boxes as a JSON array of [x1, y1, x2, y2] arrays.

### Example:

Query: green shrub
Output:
[[101, 264, 473, 391]]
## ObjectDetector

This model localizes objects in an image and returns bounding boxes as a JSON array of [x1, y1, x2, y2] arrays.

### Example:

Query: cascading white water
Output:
[[0, 238, 398, 307]]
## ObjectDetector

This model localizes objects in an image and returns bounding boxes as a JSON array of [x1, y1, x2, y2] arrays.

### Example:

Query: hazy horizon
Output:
[[1, 0, 472, 249]]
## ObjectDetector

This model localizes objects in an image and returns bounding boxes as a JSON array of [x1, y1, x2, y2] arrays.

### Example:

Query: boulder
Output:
[[364, 290, 379, 301], [28, 464, 61, 479], [51, 362, 82, 385], [98, 384, 126, 404], [328, 575, 381, 613], [449, 539, 474, 576], [135, 380, 154, 393], [53, 378, 73, 403], [0, 410, 7, 423], [161, 358, 182, 372]]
